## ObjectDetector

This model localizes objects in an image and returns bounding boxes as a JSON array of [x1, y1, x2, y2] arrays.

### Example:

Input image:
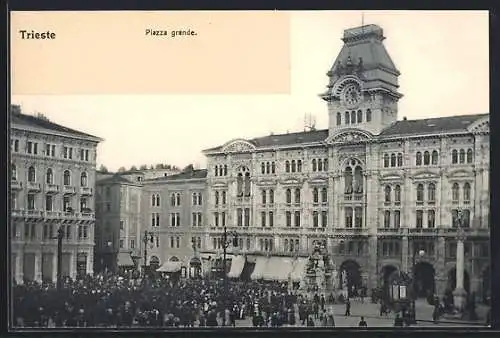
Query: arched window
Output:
[[463, 183, 471, 202], [383, 154, 389, 168], [416, 184, 424, 202], [357, 110, 363, 123], [237, 173, 243, 196], [390, 154, 396, 167], [63, 170, 71, 186], [354, 166, 363, 193], [214, 165, 218, 176], [344, 167, 353, 194], [291, 160, 296, 173], [294, 188, 301, 204], [345, 111, 350, 125], [428, 183, 436, 202], [466, 149, 473, 163], [313, 211, 319, 227], [271, 162, 276, 174], [345, 207, 353, 228], [156, 194, 160, 207], [394, 185, 401, 203], [459, 149, 465, 164], [171, 193, 176, 206], [323, 159, 328, 171], [297, 160, 302, 172], [284, 239, 289, 252], [261, 162, 265, 174], [269, 189, 274, 204], [266, 162, 271, 174], [215, 191, 219, 205], [354, 207, 363, 227], [350, 111, 356, 124], [261, 190, 266, 204], [244, 172, 251, 196], [431, 150, 439, 165], [46, 168, 53, 184], [416, 152, 422, 166], [223, 165, 228, 176], [428, 210, 436, 228], [151, 194, 156, 206], [452, 150, 458, 164], [336, 112, 342, 125], [397, 153, 403, 167], [285, 161, 290, 173], [452, 183, 460, 202], [423, 151, 430, 165], [318, 159, 323, 172], [80, 172, 88, 187], [312, 159, 317, 172], [11, 164, 17, 180], [366, 109, 372, 122], [313, 188, 319, 203], [385, 185, 391, 203], [222, 191, 226, 204], [219, 166, 223, 176], [286, 189, 292, 204], [463, 209, 471, 228], [321, 187, 328, 203], [176, 193, 181, 206]]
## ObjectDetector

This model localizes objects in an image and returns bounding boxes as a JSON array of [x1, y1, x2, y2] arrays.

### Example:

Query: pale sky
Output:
[[11, 11, 489, 172]]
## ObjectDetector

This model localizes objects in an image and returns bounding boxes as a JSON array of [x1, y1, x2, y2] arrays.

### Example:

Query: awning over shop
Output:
[[157, 261, 182, 273], [227, 255, 245, 278], [290, 257, 308, 282], [250, 257, 269, 280], [117, 252, 134, 267], [261, 257, 295, 281]]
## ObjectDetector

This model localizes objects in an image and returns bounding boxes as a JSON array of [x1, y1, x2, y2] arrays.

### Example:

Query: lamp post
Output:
[[191, 238, 198, 278], [142, 230, 155, 278], [106, 240, 113, 273], [452, 208, 468, 312], [56, 226, 64, 290], [410, 246, 425, 324], [221, 226, 238, 297]]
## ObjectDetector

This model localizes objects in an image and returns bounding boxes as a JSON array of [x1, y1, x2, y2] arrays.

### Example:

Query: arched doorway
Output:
[[339, 260, 362, 296], [189, 257, 202, 278], [482, 266, 491, 304], [413, 262, 435, 298], [150, 256, 160, 271], [381, 265, 398, 300], [447, 268, 470, 293]]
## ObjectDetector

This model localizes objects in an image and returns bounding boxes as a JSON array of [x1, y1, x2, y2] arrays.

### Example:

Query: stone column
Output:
[[367, 235, 378, 290], [34, 252, 42, 282], [51, 252, 58, 283], [15, 253, 23, 284], [453, 231, 467, 310], [69, 251, 76, 280], [435, 236, 447, 297], [301, 234, 308, 252], [401, 233, 409, 273], [87, 250, 94, 275]]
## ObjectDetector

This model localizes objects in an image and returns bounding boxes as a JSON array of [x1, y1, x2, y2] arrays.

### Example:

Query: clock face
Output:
[[342, 84, 361, 108]]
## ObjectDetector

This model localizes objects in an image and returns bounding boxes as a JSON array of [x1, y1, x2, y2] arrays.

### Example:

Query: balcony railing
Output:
[[11, 209, 24, 217], [79, 212, 95, 220], [26, 182, 41, 192], [45, 211, 61, 218], [45, 184, 59, 194], [80, 187, 93, 196], [377, 228, 402, 235], [11, 180, 22, 190], [409, 228, 439, 235], [62, 186, 76, 194], [25, 209, 43, 218], [308, 227, 326, 233]]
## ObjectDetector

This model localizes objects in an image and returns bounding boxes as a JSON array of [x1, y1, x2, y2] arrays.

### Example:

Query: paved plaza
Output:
[[233, 299, 489, 328]]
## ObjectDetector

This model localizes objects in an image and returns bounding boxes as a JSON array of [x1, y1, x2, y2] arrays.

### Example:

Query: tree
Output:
[[155, 164, 164, 169], [149, 165, 154, 170], [99, 165, 108, 173], [118, 166, 126, 172], [130, 165, 138, 171], [139, 165, 148, 170]]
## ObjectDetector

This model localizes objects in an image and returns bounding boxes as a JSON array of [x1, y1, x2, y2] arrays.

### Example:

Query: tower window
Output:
[[350, 111, 356, 124], [336, 112, 342, 126], [345, 112, 350, 125], [366, 109, 372, 122], [357, 110, 363, 123]]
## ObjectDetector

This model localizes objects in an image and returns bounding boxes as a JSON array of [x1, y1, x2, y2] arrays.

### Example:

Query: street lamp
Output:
[[56, 226, 64, 290], [452, 208, 468, 312], [410, 246, 425, 324], [142, 230, 155, 278], [106, 240, 113, 273], [221, 226, 238, 298]]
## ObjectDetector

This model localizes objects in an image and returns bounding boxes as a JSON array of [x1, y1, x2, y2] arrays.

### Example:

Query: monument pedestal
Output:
[[453, 287, 467, 311]]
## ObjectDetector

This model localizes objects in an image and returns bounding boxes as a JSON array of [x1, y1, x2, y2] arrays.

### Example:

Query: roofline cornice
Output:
[[11, 123, 103, 143], [143, 178, 207, 185]]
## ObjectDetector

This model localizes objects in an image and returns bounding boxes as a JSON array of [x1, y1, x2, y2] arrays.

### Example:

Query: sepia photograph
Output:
[[9, 10, 490, 329]]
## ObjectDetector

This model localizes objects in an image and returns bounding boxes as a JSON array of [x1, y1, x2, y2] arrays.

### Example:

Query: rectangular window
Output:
[[198, 194, 202, 205], [176, 237, 180, 248], [416, 210, 423, 228], [244, 208, 250, 226], [171, 214, 176, 227], [286, 211, 291, 227], [237, 209, 243, 226], [198, 212, 203, 226], [27, 194, 35, 210], [45, 195, 52, 211], [68, 148, 73, 159], [261, 211, 266, 227], [27, 141, 33, 154], [321, 211, 327, 227], [214, 212, 219, 227], [192, 213, 197, 226], [269, 212, 274, 227], [294, 211, 300, 227], [175, 213, 180, 226], [171, 237, 175, 248], [14, 140, 19, 152], [63, 146, 68, 158], [130, 239, 135, 249], [220, 212, 225, 227], [120, 221, 124, 230], [51, 145, 55, 157], [33, 143, 38, 154], [85, 150, 89, 161], [80, 149, 85, 160], [46, 144, 51, 156]]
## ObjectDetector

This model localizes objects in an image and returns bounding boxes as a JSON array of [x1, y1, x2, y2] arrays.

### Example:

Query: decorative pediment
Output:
[[280, 177, 303, 186], [256, 178, 278, 186], [222, 139, 256, 153], [411, 171, 440, 180], [379, 172, 404, 182], [325, 128, 373, 145], [331, 75, 364, 98], [446, 169, 474, 179], [212, 181, 228, 188], [308, 176, 329, 186], [467, 116, 489, 134]]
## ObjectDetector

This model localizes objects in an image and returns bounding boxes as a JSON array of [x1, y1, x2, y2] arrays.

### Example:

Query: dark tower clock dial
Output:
[[342, 83, 361, 108]]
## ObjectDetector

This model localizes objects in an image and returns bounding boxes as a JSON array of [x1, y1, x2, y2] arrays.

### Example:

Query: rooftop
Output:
[[10, 105, 102, 141], [144, 168, 208, 182]]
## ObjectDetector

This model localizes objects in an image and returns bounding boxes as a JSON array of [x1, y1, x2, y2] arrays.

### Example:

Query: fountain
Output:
[[300, 243, 337, 299]]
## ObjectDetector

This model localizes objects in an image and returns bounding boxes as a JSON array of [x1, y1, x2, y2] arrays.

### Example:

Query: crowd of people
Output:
[[13, 274, 306, 328]]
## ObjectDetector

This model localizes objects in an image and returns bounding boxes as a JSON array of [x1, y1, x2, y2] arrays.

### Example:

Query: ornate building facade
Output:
[[201, 25, 490, 298], [10, 105, 102, 283]]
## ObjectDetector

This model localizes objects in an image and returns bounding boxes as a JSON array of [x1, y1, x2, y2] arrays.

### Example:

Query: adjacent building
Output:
[[10, 105, 102, 283]]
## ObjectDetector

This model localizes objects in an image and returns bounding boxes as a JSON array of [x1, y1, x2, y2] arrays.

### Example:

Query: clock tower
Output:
[[321, 24, 403, 137]]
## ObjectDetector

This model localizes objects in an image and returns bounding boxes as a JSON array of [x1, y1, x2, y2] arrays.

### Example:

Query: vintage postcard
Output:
[[9, 10, 490, 329]]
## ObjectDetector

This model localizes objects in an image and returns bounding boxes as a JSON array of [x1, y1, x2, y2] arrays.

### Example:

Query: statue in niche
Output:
[[345, 168, 353, 193], [244, 173, 251, 197], [236, 174, 243, 197]]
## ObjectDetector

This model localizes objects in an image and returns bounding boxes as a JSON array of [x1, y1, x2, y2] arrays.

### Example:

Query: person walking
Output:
[[394, 313, 404, 327], [344, 299, 351, 316]]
